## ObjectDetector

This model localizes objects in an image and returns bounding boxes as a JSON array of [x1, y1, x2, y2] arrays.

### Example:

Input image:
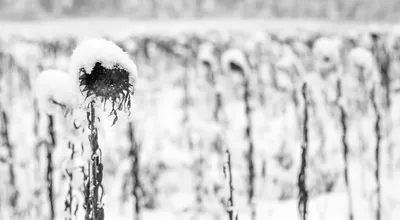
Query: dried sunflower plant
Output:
[[222, 48, 254, 220], [69, 38, 137, 220], [34, 69, 77, 220]]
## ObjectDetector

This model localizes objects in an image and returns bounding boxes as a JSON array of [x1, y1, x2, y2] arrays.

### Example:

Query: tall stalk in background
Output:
[[65, 142, 79, 220], [371, 87, 381, 220], [298, 83, 309, 220], [222, 49, 255, 220], [337, 80, 353, 220], [46, 114, 56, 220], [372, 37, 393, 178], [128, 122, 141, 220], [199, 42, 226, 208], [224, 149, 238, 220], [199, 42, 224, 155], [243, 71, 255, 212], [0, 110, 18, 210], [180, 40, 203, 209]]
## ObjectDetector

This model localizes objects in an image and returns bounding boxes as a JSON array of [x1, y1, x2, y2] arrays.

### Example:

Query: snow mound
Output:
[[34, 69, 77, 115]]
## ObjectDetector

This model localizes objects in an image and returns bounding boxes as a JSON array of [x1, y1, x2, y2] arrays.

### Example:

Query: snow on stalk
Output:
[[223, 148, 238, 220], [64, 142, 76, 219], [69, 38, 137, 220], [63, 138, 86, 220]]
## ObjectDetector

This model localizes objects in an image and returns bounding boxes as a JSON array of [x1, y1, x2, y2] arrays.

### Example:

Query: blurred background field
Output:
[[1, 0, 400, 21], [0, 18, 394, 38]]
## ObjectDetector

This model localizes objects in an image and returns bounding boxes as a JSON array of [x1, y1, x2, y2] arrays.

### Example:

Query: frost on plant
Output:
[[69, 38, 137, 125]]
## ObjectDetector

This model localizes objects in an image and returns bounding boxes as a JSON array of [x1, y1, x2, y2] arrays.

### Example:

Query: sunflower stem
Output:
[[46, 114, 56, 220], [128, 122, 141, 220], [298, 83, 309, 220], [1, 110, 18, 211], [371, 88, 381, 220], [86, 101, 104, 220], [337, 80, 354, 220]]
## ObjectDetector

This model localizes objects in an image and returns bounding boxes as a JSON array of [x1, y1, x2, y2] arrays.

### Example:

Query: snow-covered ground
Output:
[[0, 19, 400, 220]]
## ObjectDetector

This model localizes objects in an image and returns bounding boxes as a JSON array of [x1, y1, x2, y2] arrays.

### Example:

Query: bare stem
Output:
[[242, 74, 255, 208], [298, 83, 309, 220], [337, 80, 353, 220], [224, 149, 237, 220], [85, 101, 104, 220], [371, 88, 381, 220], [65, 142, 79, 220], [128, 122, 141, 220], [1, 110, 18, 210], [47, 115, 56, 220]]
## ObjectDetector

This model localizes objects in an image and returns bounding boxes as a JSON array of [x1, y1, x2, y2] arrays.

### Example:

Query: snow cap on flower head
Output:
[[313, 37, 341, 63], [312, 37, 342, 75], [348, 47, 376, 71], [347, 47, 379, 88], [198, 42, 218, 70], [69, 38, 137, 92], [221, 48, 250, 75], [34, 69, 77, 115], [69, 38, 138, 124]]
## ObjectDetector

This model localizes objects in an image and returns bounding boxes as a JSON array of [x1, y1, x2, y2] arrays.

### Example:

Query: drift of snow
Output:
[[69, 38, 137, 87], [34, 69, 77, 115]]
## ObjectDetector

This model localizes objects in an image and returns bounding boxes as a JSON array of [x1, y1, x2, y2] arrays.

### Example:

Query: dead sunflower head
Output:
[[34, 69, 77, 116], [221, 48, 250, 76], [70, 38, 137, 124]]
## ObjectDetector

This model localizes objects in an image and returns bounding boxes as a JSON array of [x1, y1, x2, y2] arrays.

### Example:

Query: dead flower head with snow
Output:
[[70, 38, 137, 123], [35, 69, 77, 116]]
